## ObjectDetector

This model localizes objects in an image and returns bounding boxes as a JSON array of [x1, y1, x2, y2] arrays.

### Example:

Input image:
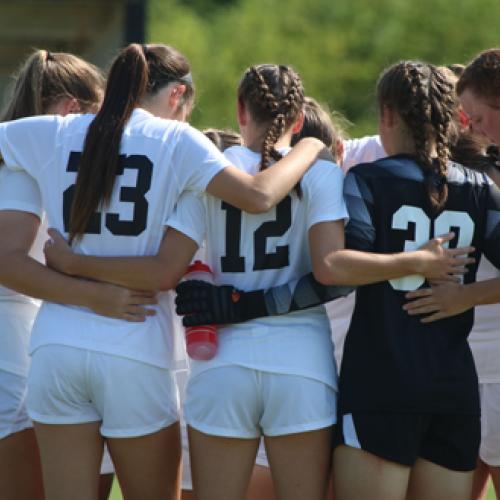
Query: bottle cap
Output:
[[186, 260, 212, 275]]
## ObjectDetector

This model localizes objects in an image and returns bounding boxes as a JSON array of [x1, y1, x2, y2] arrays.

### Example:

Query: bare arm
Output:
[[312, 229, 474, 286], [44, 227, 198, 292], [403, 278, 500, 323], [0, 211, 156, 321], [206, 137, 326, 213]]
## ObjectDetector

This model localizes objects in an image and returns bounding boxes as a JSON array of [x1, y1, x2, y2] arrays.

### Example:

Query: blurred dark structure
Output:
[[0, 0, 147, 106]]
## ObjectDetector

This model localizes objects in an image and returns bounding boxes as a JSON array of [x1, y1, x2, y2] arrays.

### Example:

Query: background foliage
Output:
[[149, 0, 500, 136]]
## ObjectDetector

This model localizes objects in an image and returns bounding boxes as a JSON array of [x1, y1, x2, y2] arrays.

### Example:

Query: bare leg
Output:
[[34, 421, 103, 500], [471, 459, 490, 500], [181, 489, 195, 500], [0, 428, 44, 500], [246, 465, 276, 500], [406, 458, 473, 500], [188, 426, 259, 500], [488, 466, 500, 499], [108, 422, 181, 500], [98, 473, 114, 500], [264, 427, 333, 500], [333, 445, 410, 500]]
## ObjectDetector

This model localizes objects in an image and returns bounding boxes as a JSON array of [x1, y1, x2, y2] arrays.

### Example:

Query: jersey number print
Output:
[[389, 205, 475, 291], [62, 152, 153, 236], [221, 196, 292, 272]]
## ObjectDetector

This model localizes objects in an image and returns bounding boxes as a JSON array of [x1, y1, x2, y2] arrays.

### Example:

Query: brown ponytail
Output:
[[377, 61, 456, 213], [69, 44, 148, 242], [68, 43, 194, 242], [238, 64, 304, 196]]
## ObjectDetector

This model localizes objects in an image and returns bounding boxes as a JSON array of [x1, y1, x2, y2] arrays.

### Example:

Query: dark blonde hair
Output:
[[1, 49, 104, 121], [377, 61, 456, 212], [457, 49, 500, 101], [291, 96, 347, 162], [203, 128, 242, 151], [69, 43, 194, 243], [238, 64, 304, 171]]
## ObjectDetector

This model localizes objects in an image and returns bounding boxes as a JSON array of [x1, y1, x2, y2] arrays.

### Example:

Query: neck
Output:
[[243, 127, 294, 153]]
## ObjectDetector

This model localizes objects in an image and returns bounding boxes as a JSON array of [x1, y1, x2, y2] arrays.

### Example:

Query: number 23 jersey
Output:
[[340, 154, 500, 415], [168, 145, 348, 387], [0, 109, 231, 368]]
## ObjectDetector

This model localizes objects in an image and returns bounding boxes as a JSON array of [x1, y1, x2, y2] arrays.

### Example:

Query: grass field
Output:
[[107, 479, 498, 499]]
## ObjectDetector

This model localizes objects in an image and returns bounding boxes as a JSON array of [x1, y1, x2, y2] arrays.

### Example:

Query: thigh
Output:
[[406, 458, 473, 500], [108, 421, 181, 500], [488, 466, 500, 498], [34, 421, 103, 500], [333, 445, 410, 500], [264, 426, 333, 500], [246, 464, 276, 500], [0, 369, 32, 439], [0, 427, 44, 500], [188, 425, 259, 500], [471, 459, 490, 500]]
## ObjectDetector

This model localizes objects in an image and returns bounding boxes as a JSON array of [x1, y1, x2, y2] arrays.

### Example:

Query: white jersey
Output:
[[0, 168, 46, 376], [342, 135, 386, 172], [168, 145, 348, 388], [468, 257, 500, 383], [0, 108, 231, 368]]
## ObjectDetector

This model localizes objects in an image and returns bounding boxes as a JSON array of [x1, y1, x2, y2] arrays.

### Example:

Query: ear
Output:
[[291, 109, 304, 134], [66, 98, 81, 114], [237, 99, 248, 127], [168, 84, 187, 111]]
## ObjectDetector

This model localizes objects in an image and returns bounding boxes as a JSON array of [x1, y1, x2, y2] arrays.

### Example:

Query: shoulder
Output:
[[446, 160, 492, 188], [224, 145, 260, 173]]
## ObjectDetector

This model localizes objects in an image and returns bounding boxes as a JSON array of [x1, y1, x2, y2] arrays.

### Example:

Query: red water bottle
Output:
[[183, 261, 218, 360]]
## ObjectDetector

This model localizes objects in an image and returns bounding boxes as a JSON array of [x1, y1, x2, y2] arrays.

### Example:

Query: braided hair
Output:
[[377, 61, 456, 212], [238, 64, 304, 195]]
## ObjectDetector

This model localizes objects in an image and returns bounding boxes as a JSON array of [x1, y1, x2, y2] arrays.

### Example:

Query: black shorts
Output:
[[334, 412, 480, 472]]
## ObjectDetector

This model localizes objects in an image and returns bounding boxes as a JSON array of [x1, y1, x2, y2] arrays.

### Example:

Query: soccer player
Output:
[[0, 44, 327, 500]]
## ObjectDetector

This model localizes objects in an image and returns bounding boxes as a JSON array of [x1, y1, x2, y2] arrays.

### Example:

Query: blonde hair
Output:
[[1, 49, 104, 121]]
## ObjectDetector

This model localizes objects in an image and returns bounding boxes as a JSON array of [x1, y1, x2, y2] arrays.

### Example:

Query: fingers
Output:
[[405, 288, 433, 300], [130, 294, 158, 306], [446, 246, 475, 258], [47, 228, 67, 243], [420, 311, 448, 323], [433, 232, 455, 245], [406, 303, 441, 315]]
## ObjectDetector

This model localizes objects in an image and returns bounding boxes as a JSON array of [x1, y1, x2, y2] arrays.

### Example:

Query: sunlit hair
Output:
[[457, 49, 500, 101], [377, 60, 456, 212], [291, 96, 347, 163], [203, 128, 242, 151], [1, 49, 104, 121], [69, 43, 194, 243]]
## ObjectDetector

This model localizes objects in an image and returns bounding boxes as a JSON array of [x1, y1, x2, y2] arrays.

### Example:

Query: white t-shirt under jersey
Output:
[[168, 146, 348, 389], [0, 108, 231, 369], [468, 257, 500, 383]]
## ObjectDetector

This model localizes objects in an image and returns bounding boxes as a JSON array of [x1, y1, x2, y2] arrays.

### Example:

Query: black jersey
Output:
[[339, 154, 500, 415]]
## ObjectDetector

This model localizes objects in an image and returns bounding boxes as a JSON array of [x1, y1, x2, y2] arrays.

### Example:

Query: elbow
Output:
[[243, 188, 274, 214], [313, 259, 349, 286]]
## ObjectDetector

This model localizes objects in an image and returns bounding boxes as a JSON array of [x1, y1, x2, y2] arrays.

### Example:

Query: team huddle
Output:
[[0, 42, 499, 500]]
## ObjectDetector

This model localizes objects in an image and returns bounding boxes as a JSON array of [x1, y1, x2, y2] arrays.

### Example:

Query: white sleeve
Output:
[[305, 161, 349, 229], [0, 115, 60, 177], [171, 125, 232, 193], [166, 191, 207, 248], [0, 167, 43, 218], [342, 135, 386, 172]]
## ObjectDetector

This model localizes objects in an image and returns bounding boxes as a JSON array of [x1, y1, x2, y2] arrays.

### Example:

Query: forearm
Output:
[[462, 278, 500, 306], [262, 273, 354, 315], [206, 138, 325, 213], [0, 251, 99, 306], [317, 249, 421, 286], [65, 254, 173, 291]]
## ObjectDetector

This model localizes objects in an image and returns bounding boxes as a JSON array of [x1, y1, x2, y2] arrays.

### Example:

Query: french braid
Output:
[[377, 61, 455, 212], [238, 64, 305, 195]]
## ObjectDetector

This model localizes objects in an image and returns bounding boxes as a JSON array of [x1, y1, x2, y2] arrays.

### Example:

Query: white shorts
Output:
[[0, 369, 32, 439], [255, 439, 269, 467], [479, 383, 500, 466], [100, 444, 114, 475], [185, 366, 336, 439], [174, 369, 193, 491], [27, 345, 179, 438]]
